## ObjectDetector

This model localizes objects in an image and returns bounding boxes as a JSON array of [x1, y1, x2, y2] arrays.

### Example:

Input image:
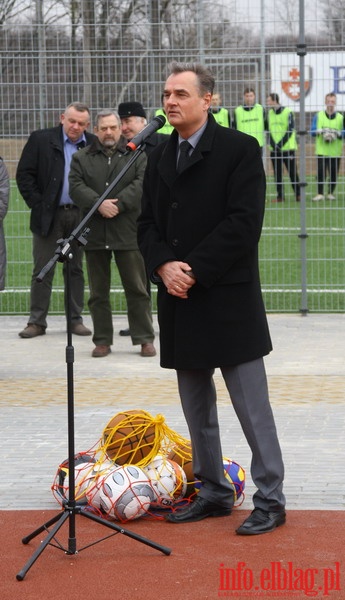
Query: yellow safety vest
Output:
[[154, 109, 174, 134], [268, 107, 297, 151], [210, 107, 230, 128], [234, 104, 265, 147], [315, 111, 343, 157]]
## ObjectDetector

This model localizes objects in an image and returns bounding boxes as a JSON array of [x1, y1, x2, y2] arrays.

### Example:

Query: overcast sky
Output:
[[225, 0, 322, 36]]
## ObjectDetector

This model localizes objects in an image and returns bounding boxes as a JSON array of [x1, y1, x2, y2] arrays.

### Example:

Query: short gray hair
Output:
[[65, 101, 90, 115], [94, 110, 120, 128], [167, 61, 215, 96]]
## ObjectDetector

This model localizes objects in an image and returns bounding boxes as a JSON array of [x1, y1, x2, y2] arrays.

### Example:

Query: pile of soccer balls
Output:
[[52, 409, 245, 523]]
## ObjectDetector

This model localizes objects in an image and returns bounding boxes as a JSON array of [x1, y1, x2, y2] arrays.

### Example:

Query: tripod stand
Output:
[[16, 144, 171, 581]]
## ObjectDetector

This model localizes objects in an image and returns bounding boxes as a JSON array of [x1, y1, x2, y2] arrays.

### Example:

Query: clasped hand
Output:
[[156, 261, 196, 299], [98, 198, 119, 218]]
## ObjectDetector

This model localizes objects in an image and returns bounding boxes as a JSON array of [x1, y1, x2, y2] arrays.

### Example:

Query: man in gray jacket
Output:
[[69, 109, 156, 358]]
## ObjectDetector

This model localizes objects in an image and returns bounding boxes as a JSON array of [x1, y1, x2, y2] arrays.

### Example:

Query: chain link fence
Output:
[[0, 0, 344, 315]]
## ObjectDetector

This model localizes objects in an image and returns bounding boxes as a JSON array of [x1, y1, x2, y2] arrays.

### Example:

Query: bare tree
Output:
[[266, 0, 300, 38], [0, 0, 272, 130], [320, 0, 345, 44], [0, 0, 31, 26]]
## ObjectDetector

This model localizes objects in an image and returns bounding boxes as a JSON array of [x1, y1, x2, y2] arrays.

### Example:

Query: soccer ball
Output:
[[85, 459, 117, 509], [99, 464, 156, 521], [143, 455, 187, 506], [54, 453, 97, 505], [223, 457, 246, 503], [168, 440, 195, 497], [322, 128, 337, 143], [194, 457, 245, 504]]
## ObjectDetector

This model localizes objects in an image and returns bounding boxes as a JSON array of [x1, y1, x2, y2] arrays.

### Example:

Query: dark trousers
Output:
[[270, 150, 300, 200], [29, 207, 85, 328], [317, 156, 341, 195], [0, 223, 6, 290], [85, 248, 154, 346], [176, 358, 285, 511]]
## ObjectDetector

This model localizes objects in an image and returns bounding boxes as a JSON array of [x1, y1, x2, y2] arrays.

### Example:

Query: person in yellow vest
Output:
[[311, 93, 345, 201], [266, 93, 301, 203], [233, 87, 265, 152], [209, 92, 230, 127], [155, 95, 174, 134]]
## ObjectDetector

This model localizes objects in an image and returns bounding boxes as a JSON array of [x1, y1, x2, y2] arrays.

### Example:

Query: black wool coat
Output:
[[16, 125, 96, 237], [138, 115, 272, 370], [144, 132, 170, 156]]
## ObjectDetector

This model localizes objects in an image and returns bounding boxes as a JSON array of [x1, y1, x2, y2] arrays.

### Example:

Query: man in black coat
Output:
[[16, 102, 95, 338], [137, 62, 286, 535]]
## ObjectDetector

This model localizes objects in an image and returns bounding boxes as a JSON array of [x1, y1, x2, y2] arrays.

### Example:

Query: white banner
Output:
[[270, 52, 345, 112]]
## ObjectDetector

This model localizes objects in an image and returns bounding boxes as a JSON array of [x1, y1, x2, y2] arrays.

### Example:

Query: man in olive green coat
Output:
[[69, 109, 155, 358]]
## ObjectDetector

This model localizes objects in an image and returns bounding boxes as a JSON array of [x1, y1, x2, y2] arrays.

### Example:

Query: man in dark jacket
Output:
[[69, 109, 156, 358], [16, 102, 94, 338], [137, 62, 285, 534]]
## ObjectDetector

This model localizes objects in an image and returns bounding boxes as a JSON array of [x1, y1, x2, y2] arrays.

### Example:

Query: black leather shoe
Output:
[[119, 328, 130, 336], [236, 508, 286, 535], [166, 496, 232, 524]]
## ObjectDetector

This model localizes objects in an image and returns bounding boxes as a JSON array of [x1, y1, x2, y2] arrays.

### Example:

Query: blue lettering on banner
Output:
[[330, 66, 345, 94]]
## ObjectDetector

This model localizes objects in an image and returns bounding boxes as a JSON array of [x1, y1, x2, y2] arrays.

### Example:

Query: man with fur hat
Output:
[[118, 101, 169, 156]]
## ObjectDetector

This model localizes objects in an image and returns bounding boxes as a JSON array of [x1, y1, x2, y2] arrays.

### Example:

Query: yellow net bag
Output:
[[99, 408, 191, 468]]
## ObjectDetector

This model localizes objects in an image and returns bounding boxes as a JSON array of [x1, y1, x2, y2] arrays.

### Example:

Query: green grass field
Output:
[[262, 175, 344, 312], [0, 176, 344, 314]]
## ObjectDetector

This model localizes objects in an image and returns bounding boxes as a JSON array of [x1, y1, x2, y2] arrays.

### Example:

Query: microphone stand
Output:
[[16, 143, 171, 582]]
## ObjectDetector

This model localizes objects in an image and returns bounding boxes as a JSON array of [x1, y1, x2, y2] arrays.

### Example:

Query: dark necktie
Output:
[[77, 140, 86, 150], [177, 140, 192, 174]]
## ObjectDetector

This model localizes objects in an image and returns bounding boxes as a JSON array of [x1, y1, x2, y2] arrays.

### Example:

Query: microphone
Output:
[[126, 115, 166, 151]]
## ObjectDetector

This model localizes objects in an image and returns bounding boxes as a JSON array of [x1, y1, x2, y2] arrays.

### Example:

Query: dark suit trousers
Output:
[[176, 358, 285, 511], [29, 207, 85, 328]]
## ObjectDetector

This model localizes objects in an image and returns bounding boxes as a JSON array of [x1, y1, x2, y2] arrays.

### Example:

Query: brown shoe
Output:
[[19, 323, 46, 338], [71, 322, 92, 336], [92, 345, 111, 358], [140, 342, 156, 357]]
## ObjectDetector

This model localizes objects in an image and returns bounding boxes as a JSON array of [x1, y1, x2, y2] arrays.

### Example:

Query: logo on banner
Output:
[[281, 65, 312, 100]]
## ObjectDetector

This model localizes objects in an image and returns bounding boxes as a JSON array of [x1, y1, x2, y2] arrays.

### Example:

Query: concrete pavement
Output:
[[0, 313, 344, 511]]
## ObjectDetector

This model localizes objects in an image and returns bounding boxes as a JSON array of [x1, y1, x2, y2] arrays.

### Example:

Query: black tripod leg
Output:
[[21, 510, 66, 545], [80, 510, 171, 556], [16, 511, 70, 581]]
